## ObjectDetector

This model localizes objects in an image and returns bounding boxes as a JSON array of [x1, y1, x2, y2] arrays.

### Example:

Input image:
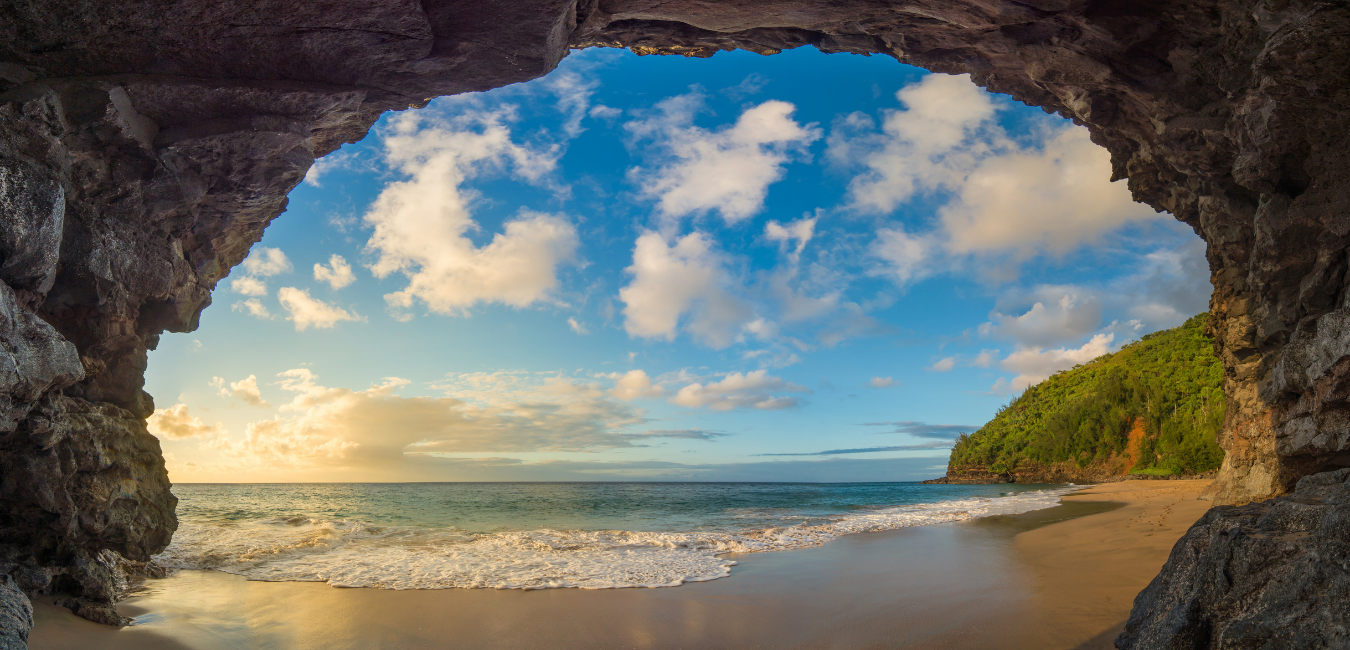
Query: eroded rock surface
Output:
[[0, 0, 1346, 643], [1118, 468, 1350, 649]]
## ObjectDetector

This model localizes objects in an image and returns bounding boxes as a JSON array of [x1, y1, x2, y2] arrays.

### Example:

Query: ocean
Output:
[[156, 482, 1079, 590]]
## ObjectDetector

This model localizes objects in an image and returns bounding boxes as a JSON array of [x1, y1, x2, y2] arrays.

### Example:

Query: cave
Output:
[[1, 0, 1348, 646]]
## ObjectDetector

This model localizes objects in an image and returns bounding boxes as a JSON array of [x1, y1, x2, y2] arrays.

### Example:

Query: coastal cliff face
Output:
[[0, 0, 1347, 644]]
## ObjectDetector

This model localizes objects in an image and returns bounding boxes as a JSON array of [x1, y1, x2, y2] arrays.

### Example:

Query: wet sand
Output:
[[28, 480, 1211, 650]]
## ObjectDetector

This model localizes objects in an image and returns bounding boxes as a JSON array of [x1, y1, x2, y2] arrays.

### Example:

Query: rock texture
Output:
[[0, 0, 1346, 644], [1118, 468, 1350, 649]]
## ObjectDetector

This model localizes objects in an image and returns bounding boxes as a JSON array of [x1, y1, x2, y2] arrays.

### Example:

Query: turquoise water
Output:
[[159, 482, 1077, 590]]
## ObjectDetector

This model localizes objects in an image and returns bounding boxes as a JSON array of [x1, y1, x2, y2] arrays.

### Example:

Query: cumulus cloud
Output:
[[314, 254, 356, 290], [211, 375, 270, 407], [619, 231, 752, 348], [147, 404, 222, 440], [608, 369, 664, 400], [869, 376, 896, 388], [277, 287, 363, 331], [232, 298, 272, 319], [363, 105, 579, 317], [929, 357, 956, 372], [229, 247, 291, 296], [669, 370, 809, 411], [994, 332, 1115, 393], [941, 128, 1159, 257], [627, 95, 819, 228], [830, 73, 1161, 283], [832, 74, 997, 213], [980, 287, 1103, 349]]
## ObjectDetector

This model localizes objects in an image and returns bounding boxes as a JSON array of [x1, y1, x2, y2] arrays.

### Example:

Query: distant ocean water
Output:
[[156, 482, 1079, 590]]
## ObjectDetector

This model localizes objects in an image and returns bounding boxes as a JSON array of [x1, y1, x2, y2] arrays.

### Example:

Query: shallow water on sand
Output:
[[158, 482, 1077, 589]]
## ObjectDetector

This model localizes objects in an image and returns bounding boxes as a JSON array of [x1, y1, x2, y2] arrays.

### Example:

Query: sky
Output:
[[144, 47, 1211, 483]]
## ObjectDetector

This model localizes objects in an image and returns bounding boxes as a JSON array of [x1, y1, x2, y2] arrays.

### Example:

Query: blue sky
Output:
[[145, 47, 1208, 483]]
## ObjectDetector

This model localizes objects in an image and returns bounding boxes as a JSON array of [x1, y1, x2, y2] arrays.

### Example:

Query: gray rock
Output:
[[1117, 468, 1350, 649], [0, 575, 31, 650]]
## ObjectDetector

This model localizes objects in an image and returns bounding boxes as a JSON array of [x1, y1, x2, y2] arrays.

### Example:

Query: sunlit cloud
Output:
[[830, 73, 1160, 284], [313, 254, 356, 290], [669, 370, 809, 411], [364, 105, 579, 317], [210, 375, 270, 407], [627, 94, 819, 229], [620, 231, 753, 348], [231, 298, 272, 319], [147, 404, 222, 440], [277, 287, 363, 331], [229, 247, 291, 296], [992, 333, 1115, 394], [608, 369, 664, 401], [869, 376, 896, 388]]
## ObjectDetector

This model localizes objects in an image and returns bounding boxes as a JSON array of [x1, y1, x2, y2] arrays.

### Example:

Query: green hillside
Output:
[[948, 313, 1225, 477]]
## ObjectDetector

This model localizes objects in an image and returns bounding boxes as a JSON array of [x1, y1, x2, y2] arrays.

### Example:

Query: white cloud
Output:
[[242, 248, 292, 277], [627, 96, 820, 228], [567, 318, 589, 335], [870, 227, 935, 287], [364, 106, 579, 317], [764, 216, 816, 258], [230, 247, 291, 296], [147, 404, 222, 440], [996, 333, 1115, 392], [971, 349, 999, 368], [830, 73, 1162, 282], [980, 288, 1102, 348], [277, 287, 362, 331], [869, 376, 896, 388], [940, 127, 1159, 257], [832, 74, 997, 213], [669, 370, 808, 411], [314, 254, 356, 290], [211, 375, 270, 407], [543, 69, 598, 137], [230, 276, 268, 296], [232, 298, 271, 319], [928, 357, 956, 372], [608, 370, 663, 401], [619, 231, 752, 348]]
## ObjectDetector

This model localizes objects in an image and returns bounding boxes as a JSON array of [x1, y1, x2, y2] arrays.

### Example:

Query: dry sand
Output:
[[1015, 479, 1214, 650], [28, 480, 1212, 650]]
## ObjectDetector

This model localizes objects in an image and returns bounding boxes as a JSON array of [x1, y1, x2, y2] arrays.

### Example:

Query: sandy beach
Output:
[[28, 480, 1212, 650]]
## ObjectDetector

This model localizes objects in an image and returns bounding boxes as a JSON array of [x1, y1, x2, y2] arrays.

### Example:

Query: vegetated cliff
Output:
[[930, 315, 1226, 485], [0, 0, 1346, 646]]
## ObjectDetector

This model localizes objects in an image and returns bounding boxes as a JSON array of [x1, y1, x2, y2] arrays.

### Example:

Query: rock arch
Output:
[[0, 0, 1346, 643]]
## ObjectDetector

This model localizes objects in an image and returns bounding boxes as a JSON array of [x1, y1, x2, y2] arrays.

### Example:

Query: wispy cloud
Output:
[[757, 441, 952, 456]]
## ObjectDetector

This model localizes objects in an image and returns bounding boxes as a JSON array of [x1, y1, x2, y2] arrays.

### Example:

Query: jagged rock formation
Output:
[[0, 0, 1346, 644], [1117, 468, 1350, 649]]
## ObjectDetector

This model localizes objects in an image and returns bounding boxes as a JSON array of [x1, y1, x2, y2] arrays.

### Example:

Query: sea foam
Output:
[[155, 486, 1081, 590]]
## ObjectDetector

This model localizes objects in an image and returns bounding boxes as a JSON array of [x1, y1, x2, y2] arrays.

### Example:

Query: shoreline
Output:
[[29, 481, 1212, 650]]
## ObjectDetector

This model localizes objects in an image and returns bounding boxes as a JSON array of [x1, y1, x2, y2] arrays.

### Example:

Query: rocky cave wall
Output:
[[0, 0, 1346, 645]]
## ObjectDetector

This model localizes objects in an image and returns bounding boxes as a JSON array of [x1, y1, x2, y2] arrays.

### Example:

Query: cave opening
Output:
[[140, 45, 1210, 486]]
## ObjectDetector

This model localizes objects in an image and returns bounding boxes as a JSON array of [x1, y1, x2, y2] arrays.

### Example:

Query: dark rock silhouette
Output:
[[0, 0, 1347, 645]]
